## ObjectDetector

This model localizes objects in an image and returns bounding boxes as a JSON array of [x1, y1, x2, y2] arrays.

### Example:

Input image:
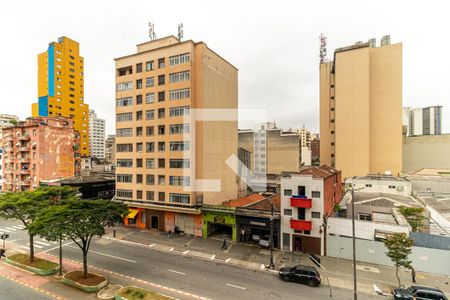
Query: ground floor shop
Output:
[[281, 232, 322, 255], [236, 215, 280, 248], [202, 210, 237, 241]]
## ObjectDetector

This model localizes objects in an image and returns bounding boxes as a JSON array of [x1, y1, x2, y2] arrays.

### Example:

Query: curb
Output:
[[62, 270, 108, 293], [4, 256, 59, 276]]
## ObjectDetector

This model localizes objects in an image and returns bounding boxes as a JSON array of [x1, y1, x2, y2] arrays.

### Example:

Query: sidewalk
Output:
[[105, 225, 450, 295]]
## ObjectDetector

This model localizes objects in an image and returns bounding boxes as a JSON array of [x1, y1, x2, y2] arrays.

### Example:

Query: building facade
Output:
[[280, 166, 342, 255], [0, 114, 19, 191], [310, 135, 320, 165], [320, 36, 402, 179], [1, 117, 80, 192], [114, 36, 238, 235], [89, 109, 106, 159], [403, 134, 450, 172], [344, 174, 412, 196], [105, 134, 116, 164], [31, 36, 90, 157], [403, 106, 442, 136]]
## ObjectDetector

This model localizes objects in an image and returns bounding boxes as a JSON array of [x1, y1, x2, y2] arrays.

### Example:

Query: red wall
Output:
[[323, 171, 342, 217]]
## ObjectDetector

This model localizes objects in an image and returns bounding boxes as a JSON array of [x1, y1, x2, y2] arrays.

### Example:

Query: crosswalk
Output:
[[0, 224, 26, 233], [1, 223, 58, 251]]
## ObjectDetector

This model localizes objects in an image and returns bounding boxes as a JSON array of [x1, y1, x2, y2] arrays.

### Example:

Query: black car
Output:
[[279, 265, 321, 287], [393, 285, 447, 300]]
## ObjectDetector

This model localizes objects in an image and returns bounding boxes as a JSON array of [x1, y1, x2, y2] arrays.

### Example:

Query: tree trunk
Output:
[[83, 250, 88, 279], [29, 233, 34, 263], [396, 266, 401, 287]]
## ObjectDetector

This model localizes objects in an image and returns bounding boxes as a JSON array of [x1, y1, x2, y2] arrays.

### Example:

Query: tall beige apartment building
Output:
[[114, 36, 238, 236], [320, 36, 402, 179]]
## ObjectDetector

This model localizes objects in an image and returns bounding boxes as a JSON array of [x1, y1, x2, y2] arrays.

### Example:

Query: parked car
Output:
[[393, 285, 447, 300], [258, 235, 270, 247], [279, 265, 321, 287], [252, 232, 262, 242]]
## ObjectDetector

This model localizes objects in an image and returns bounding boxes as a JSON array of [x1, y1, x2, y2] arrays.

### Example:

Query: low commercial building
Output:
[[1, 117, 80, 192], [415, 192, 450, 236], [345, 174, 412, 196], [280, 166, 342, 255]]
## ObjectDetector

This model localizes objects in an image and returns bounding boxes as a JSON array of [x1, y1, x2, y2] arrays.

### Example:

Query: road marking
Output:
[[226, 283, 246, 290], [149, 243, 156, 248], [260, 264, 265, 270], [0, 228, 13, 233], [225, 258, 231, 263], [19, 245, 30, 250], [37, 241, 74, 254], [67, 245, 137, 263], [168, 269, 186, 275], [35, 241, 51, 246], [5, 227, 17, 231], [210, 255, 215, 260], [183, 250, 190, 255], [28, 243, 43, 249], [169, 247, 174, 252], [11, 226, 24, 230]]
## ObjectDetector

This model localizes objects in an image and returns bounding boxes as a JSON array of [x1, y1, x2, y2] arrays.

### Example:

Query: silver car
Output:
[[259, 235, 271, 247]]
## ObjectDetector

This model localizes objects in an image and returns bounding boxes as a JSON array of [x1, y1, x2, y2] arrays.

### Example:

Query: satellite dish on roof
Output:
[[385, 170, 392, 175]]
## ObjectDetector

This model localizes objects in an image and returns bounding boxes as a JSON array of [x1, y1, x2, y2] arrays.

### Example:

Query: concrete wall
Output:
[[403, 134, 450, 172], [410, 231, 450, 251], [327, 235, 450, 276]]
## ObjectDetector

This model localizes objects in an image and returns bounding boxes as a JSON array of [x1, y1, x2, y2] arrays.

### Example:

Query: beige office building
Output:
[[320, 36, 402, 179], [114, 36, 238, 236]]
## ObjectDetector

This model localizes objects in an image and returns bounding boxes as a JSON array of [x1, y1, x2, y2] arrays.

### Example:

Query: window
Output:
[[116, 82, 132, 91], [146, 77, 154, 87], [146, 142, 154, 153], [158, 58, 165, 68], [158, 75, 165, 85], [116, 128, 132, 137], [144, 93, 155, 104], [169, 124, 190, 134], [136, 127, 143, 136], [136, 94, 143, 105], [117, 159, 132, 167], [136, 63, 142, 73], [116, 144, 133, 152], [117, 189, 132, 198], [136, 79, 143, 89], [146, 158, 155, 169], [170, 106, 190, 117], [158, 91, 165, 102], [158, 108, 165, 119], [169, 53, 190, 66], [116, 97, 133, 107], [284, 189, 292, 196], [146, 110, 154, 120], [170, 159, 190, 168], [311, 191, 321, 198], [358, 213, 372, 221], [136, 143, 143, 153], [136, 158, 143, 168], [388, 185, 396, 189], [169, 193, 190, 204], [158, 158, 165, 168], [146, 191, 154, 201], [146, 175, 155, 185], [146, 61, 154, 71], [136, 190, 143, 200], [284, 209, 292, 216], [146, 126, 154, 136], [136, 174, 143, 184], [311, 212, 321, 219], [158, 192, 165, 201], [169, 176, 190, 186], [169, 88, 190, 100], [169, 71, 190, 83], [158, 175, 166, 185], [117, 174, 132, 183], [116, 113, 132, 122], [170, 141, 190, 151], [298, 186, 306, 196], [365, 184, 372, 188]]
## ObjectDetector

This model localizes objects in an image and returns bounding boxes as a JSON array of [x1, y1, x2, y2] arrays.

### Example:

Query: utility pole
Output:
[[351, 179, 357, 300], [59, 178, 63, 276], [268, 196, 275, 270]]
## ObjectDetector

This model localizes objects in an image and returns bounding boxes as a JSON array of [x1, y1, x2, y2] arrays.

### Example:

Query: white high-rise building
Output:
[[88, 109, 105, 159], [403, 106, 442, 136]]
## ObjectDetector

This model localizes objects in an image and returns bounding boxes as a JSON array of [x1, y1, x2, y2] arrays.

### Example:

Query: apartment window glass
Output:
[[169, 53, 190, 66], [116, 144, 132, 152], [158, 142, 165, 152], [136, 79, 143, 89], [116, 128, 132, 137], [146, 158, 155, 169], [136, 111, 143, 121], [146, 77, 154, 87], [116, 97, 133, 107], [146, 142, 154, 153], [169, 124, 190, 134], [169, 193, 190, 204], [117, 174, 132, 183], [169, 176, 190, 186], [136, 127, 143, 136], [136, 190, 143, 199], [146, 175, 155, 185], [136, 174, 143, 184], [145, 92, 155, 104], [169, 71, 190, 83], [158, 125, 165, 135], [311, 212, 321, 219], [146, 191, 154, 201], [311, 191, 321, 198], [116, 113, 132, 122], [358, 213, 372, 221], [136, 63, 142, 73], [136, 158, 143, 168], [117, 159, 132, 167], [169, 88, 190, 100], [116, 82, 132, 91], [146, 110, 154, 120], [284, 189, 292, 196], [158, 58, 165, 68], [158, 75, 165, 86], [158, 108, 165, 119], [170, 141, 190, 151], [169, 106, 190, 117], [146, 61, 154, 71], [158, 175, 166, 185], [158, 192, 165, 201], [136, 94, 143, 105], [169, 159, 190, 168], [117, 189, 132, 198], [158, 158, 165, 168], [284, 209, 292, 216], [158, 91, 165, 102], [146, 126, 154, 136], [136, 143, 143, 153]]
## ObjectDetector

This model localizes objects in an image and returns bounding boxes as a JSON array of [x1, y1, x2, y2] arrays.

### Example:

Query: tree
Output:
[[399, 206, 425, 232], [0, 186, 78, 262], [30, 199, 128, 278], [384, 233, 414, 287]]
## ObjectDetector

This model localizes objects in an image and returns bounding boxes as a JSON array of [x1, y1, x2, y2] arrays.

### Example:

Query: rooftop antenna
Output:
[[178, 23, 184, 40], [148, 22, 156, 41], [319, 33, 327, 63]]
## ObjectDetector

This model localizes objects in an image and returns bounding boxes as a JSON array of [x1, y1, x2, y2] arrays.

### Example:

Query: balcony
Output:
[[290, 196, 312, 208], [18, 135, 30, 141], [20, 157, 30, 163], [290, 219, 312, 231], [19, 169, 30, 174], [19, 147, 30, 152], [4, 136, 13, 142], [20, 181, 31, 186]]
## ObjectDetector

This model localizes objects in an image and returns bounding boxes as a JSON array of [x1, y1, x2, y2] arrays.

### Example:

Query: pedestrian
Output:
[[221, 238, 227, 250], [240, 228, 245, 243], [411, 267, 416, 283], [168, 229, 172, 238]]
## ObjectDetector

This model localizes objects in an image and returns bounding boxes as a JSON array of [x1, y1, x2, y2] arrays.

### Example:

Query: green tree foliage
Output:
[[30, 200, 128, 278], [384, 233, 414, 287], [399, 206, 425, 232]]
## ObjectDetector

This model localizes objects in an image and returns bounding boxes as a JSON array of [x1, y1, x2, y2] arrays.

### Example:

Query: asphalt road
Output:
[[47, 237, 382, 300], [0, 276, 53, 300]]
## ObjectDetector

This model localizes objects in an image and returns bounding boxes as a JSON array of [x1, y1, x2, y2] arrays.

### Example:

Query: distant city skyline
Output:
[[0, 0, 449, 135]]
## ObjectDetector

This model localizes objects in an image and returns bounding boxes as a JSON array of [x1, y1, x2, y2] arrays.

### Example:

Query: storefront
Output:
[[124, 207, 146, 229], [236, 214, 280, 248], [165, 212, 203, 237], [202, 205, 237, 241]]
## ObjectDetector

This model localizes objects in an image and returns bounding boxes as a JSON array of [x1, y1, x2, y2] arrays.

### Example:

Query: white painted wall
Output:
[[301, 146, 311, 166], [345, 177, 412, 196]]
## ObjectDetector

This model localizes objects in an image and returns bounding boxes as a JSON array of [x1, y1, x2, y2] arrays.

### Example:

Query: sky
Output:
[[0, 0, 449, 135]]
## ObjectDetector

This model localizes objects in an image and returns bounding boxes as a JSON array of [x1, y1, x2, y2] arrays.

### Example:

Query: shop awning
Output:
[[127, 209, 139, 219]]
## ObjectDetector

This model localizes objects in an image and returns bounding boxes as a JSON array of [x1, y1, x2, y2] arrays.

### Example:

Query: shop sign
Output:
[[214, 216, 226, 223], [249, 221, 266, 227]]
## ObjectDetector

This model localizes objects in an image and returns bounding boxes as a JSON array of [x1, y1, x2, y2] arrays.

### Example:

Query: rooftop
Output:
[[341, 192, 422, 208], [350, 174, 408, 182], [283, 165, 339, 179], [416, 192, 450, 222], [224, 193, 280, 212]]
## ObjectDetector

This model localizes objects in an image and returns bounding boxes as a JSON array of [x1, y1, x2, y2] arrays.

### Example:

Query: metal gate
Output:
[[176, 213, 195, 235]]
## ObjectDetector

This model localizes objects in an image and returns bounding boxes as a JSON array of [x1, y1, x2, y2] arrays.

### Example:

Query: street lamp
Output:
[[350, 178, 364, 300]]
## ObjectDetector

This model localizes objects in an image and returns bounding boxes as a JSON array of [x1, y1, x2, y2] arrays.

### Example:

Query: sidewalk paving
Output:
[[105, 225, 450, 296]]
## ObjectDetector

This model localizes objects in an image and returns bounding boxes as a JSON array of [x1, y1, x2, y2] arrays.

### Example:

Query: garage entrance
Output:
[[175, 213, 195, 235]]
